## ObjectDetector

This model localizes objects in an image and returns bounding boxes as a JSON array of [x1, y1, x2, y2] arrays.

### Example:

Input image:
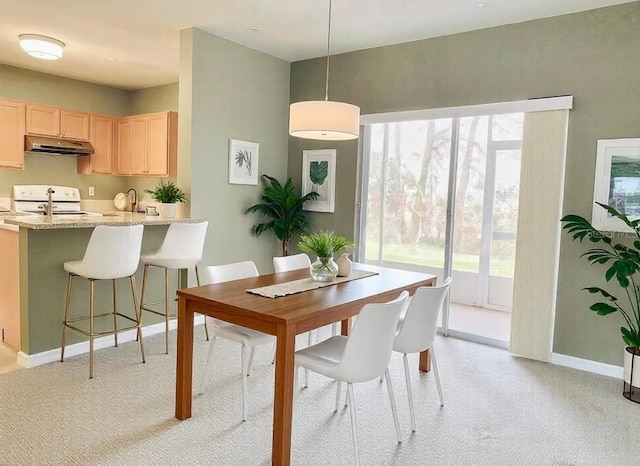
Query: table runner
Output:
[[247, 269, 378, 298]]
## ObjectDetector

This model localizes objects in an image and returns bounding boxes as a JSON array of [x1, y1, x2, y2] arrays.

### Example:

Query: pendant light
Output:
[[289, 0, 360, 140], [19, 34, 65, 60]]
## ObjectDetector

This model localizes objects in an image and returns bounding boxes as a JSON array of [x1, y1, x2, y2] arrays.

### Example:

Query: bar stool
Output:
[[139, 221, 209, 354], [61, 225, 146, 379]]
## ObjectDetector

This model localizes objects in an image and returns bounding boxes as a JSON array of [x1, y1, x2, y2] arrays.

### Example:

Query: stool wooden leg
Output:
[[89, 279, 95, 379], [112, 279, 118, 347], [164, 267, 170, 354], [61, 274, 73, 362], [130, 275, 145, 363], [195, 265, 210, 341], [138, 264, 149, 340]]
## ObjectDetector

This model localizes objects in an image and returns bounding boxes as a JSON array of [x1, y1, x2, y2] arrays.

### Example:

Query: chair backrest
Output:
[[393, 278, 451, 354], [333, 291, 409, 383], [273, 253, 311, 273], [205, 261, 259, 284], [80, 225, 144, 279], [157, 221, 208, 260]]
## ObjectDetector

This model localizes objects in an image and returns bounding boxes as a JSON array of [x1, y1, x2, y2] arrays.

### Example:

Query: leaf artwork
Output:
[[235, 149, 252, 175], [309, 161, 328, 186]]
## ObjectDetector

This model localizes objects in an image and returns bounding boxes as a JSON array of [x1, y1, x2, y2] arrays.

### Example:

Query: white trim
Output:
[[16, 315, 206, 369], [360, 96, 574, 125], [550, 352, 623, 379]]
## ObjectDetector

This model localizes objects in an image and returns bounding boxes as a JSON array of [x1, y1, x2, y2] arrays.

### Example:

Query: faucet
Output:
[[44, 187, 55, 218], [127, 188, 137, 213]]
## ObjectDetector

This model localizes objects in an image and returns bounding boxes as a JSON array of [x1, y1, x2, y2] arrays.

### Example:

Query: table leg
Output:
[[419, 349, 431, 372], [175, 296, 195, 420], [272, 323, 296, 466]]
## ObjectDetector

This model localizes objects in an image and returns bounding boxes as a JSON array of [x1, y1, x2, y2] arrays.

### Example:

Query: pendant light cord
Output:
[[324, 0, 332, 101]]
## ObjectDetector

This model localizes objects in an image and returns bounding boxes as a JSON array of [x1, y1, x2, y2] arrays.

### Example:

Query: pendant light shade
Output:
[[289, 100, 360, 140], [19, 34, 65, 60], [289, 0, 360, 141]]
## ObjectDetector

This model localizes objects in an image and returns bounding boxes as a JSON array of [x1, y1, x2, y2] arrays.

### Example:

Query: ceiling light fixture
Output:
[[19, 34, 65, 60], [289, 0, 360, 141]]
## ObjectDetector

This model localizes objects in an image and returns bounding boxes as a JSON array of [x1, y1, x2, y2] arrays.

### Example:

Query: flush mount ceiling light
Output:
[[19, 34, 65, 60], [289, 0, 360, 141]]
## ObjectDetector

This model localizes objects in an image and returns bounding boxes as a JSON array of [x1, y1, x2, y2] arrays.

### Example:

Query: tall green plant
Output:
[[245, 175, 319, 256], [561, 202, 640, 347]]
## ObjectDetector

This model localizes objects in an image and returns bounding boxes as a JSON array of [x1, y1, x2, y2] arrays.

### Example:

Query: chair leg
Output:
[[138, 264, 149, 341], [271, 343, 276, 365], [164, 267, 170, 354], [199, 330, 217, 394], [130, 276, 145, 364], [335, 381, 343, 412], [431, 347, 444, 407], [331, 322, 339, 336], [403, 353, 416, 432], [112, 279, 118, 347], [384, 368, 402, 443], [241, 344, 248, 421], [347, 383, 360, 466], [195, 265, 209, 341], [304, 332, 312, 388], [247, 346, 256, 376], [89, 280, 95, 379], [61, 274, 73, 362]]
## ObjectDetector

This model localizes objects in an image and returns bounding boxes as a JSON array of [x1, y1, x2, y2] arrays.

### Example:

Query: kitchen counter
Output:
[[4, 212, 205, 230]]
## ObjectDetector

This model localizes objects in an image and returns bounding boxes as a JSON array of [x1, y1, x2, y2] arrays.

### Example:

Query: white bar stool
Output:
[[139, 221, 209, 353], [61, 224, 146, 379]]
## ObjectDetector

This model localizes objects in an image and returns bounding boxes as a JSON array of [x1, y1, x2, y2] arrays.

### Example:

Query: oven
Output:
[[13, 185, 103, 217]]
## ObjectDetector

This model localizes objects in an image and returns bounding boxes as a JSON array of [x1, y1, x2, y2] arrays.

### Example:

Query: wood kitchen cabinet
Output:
[[117, 111, 177, 177], [77, 114, 114, 174], [0, 98, 26, 169], [26, 104, 90, 141]]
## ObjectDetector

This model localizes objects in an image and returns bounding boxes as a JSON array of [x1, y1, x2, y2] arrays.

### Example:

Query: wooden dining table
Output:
[[174, 263, 436, 465]]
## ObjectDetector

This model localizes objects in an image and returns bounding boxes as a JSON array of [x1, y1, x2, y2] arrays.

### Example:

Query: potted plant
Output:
[[245, 174, 319, 256], [297, 230, 356, 282], [561, 203, 640, 402], [145, 180, 187, 219]]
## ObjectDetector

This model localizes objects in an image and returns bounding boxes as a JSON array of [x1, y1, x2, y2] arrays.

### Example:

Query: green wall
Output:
[[289, 2, 640, 365], [180, 28, 290, 274]]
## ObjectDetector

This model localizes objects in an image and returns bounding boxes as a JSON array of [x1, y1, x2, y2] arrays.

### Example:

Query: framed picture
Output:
[[592, 138, 640, 232], [302, 149, 336, 213], [229, 139, 259, 185]]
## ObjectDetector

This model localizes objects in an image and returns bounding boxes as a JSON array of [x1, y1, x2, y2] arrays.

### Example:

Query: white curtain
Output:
[[509, 110, 570, 361]]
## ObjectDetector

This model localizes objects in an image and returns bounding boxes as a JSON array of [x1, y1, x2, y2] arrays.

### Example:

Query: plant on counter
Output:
[[245, 174, 319, 256], [561, 203, 640, 348], [145, 180, 187, 204]]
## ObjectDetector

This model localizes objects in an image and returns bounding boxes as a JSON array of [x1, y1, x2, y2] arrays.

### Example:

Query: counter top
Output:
[[3, 212, 206, 230]]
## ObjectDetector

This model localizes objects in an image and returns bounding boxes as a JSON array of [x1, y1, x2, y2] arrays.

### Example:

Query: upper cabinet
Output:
[[117, 111, 177, 177], [0, 98, 26, 170], [26, 104, 90, 141], [77, 115, 114, 175]]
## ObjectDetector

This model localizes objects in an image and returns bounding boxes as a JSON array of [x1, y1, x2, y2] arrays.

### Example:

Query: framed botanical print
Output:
[[302, 149, 336, 213], [229, 139, 259, 185]]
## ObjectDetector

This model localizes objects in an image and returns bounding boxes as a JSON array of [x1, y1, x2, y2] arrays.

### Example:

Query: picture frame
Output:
[[228, 139, 259, 185], [302, 149, 336, 213], [592, 138, 640, 232]]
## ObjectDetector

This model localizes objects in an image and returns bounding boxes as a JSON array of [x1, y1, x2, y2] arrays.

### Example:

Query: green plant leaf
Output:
[[589, 302, 618, 316], [583, 287, 618, 301], [621, 327, 640, 347], [144, 180, 187, 203]]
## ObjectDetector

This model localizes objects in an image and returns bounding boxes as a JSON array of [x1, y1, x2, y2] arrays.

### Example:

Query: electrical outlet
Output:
[[89, 187, 95, 197]]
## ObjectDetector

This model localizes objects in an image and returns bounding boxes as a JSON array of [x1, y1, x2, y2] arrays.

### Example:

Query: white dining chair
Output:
[[294, 291, 409, 466], [393, 278, 451, 432], [199, 261, 275, 421], [273, 253, 311, 273]]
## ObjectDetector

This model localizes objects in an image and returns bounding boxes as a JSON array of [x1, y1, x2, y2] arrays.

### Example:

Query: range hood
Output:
[[24, 135, 94, 157]]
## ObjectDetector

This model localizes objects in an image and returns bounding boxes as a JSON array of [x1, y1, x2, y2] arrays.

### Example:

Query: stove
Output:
[[13, 185, 102, 217]]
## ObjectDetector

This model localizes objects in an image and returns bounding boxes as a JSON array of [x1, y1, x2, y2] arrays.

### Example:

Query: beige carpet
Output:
[[0, 327, 638, 465]]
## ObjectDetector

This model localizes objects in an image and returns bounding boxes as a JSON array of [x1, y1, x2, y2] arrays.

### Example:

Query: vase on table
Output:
[[310, 256, 338, 282], [336, 253, 352, 277], [159, 203, 177, 219]]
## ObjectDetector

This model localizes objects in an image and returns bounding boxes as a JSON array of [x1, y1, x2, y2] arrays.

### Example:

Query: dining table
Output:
[[174, 263, 436, 465]]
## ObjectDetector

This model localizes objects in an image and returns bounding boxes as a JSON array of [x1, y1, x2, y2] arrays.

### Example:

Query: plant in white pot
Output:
[[145, 180, 187, 219], [562, 203, 640, 403]]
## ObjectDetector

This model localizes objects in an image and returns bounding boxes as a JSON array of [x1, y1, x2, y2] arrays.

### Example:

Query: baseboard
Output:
[[550, 352, 623, 379], [17, 315, 206, 369]]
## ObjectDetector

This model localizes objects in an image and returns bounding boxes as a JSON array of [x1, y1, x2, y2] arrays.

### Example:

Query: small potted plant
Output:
[[297, 231, 356, 282], [145, 180, 187, 219]]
